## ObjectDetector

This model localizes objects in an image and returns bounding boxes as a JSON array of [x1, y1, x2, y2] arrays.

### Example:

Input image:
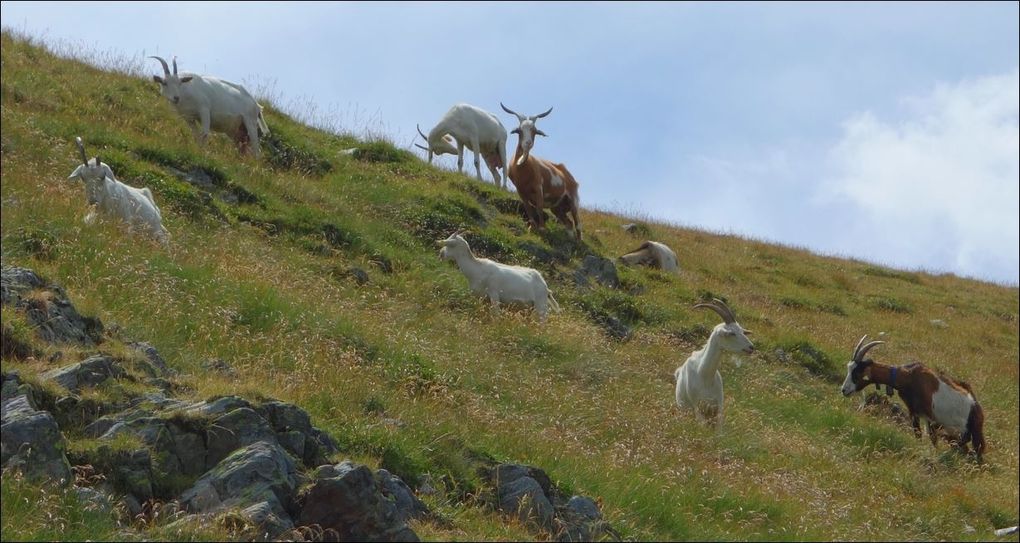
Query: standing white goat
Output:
[[416, 103, 509, 189], [438, 230, 559, 321], [150, 56, 269, 157], [675, 298, 754, 427], [67, 137, 169, 245]]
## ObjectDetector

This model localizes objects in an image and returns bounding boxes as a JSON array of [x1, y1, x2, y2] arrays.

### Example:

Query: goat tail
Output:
[[256, 105, 270, 137], [968, 400, 987, 459], [547, 290, 561, 313]]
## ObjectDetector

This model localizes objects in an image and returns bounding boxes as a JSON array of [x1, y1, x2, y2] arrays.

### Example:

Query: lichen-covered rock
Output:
[[180, 441, 300, 526], [205, 407, 279, 469], [256, 401, 338, 467], [1, 394, 72, 484], [241, 500, 295, 542], [298, 460, 419, 542], [41, 355, 125, 393]]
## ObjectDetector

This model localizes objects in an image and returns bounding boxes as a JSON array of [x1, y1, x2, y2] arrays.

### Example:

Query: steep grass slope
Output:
[[2, 32, 1018, 541]]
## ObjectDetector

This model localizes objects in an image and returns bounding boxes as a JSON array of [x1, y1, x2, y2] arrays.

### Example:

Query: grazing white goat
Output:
[[675, 298, 754, 427], [67, 137, 169, 244], [416, 103, 509, 189], [619, 241, 679, 273], [438, 231, 560, 321], [500, 103, 582, 241], [841, 335, 986, 461], [150, 56, 270, 157]]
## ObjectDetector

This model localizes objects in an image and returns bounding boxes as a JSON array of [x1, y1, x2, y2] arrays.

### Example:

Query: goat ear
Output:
[[536, 129, 547, 137], [180, 76, 193, 83], [68, 165, 83, 180], [511, 128, 521, 135], [153, 75, 164, 84]]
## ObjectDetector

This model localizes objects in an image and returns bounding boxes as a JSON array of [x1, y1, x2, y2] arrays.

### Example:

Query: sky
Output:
[[2, 1, 1018, 285]]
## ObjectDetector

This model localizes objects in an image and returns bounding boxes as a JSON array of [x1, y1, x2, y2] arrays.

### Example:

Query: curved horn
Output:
[[851, 334, 869, 361], [149, 56, 170, 76], [530, 106, 553, 120], [693, 299, 734, 324], [500, 102, 525, 122], [856, 340, 885, 362], [712, 298, 736, 323], [416, 124, 429, 141], [75, 137, 88, 166], [172, 56, 178, 75]]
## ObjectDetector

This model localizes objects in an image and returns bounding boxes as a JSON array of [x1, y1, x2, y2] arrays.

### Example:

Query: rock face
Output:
[[179, 441, 301, 525], [1, 394, 72, 484], [298, 461, 420, 542], [1, 265, 104, 346]]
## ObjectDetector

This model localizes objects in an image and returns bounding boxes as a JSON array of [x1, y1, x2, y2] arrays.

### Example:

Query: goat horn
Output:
[[856, 340, 885, 361], [149, 56, 170, 76], [172, 56, 178, 75], [414, 143, 428, 151], [416, 124, 429, 141], [694, 300, 734, 324], [75, 137, 88, 166], [500, 102, 525, 122], [851, 334, 869, 361], [712, 298, 737, 323], [530, 106, 553, 120]]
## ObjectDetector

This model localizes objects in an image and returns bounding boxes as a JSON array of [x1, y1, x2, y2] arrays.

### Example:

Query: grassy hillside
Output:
[[2, 31, 1017, 541]]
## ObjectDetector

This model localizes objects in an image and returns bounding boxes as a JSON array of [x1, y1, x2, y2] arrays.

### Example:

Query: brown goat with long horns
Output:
[[841, 335, 986, 461]]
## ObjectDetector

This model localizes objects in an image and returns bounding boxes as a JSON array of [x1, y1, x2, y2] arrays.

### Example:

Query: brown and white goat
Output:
[[841, 335, 986, 461], [500, 103, 582, 241]]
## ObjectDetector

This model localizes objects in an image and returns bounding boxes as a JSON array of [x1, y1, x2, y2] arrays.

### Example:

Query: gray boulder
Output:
[[556, 495, 605, 541], [41, 355, 125, 393], [1, 394, 72, 484], [298, 460, 419, 542], [574, 255, 620, 289], [498, 476, 555, 529], [179, 440, 300, 522], [1, 266, 46, 306]]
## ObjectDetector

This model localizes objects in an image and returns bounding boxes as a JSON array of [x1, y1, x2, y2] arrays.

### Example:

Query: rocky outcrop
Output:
[[1, 265, 104, 346], [486, 462, 611, 541], [298, 461, 420, 542], [1, 394, 72, 484]]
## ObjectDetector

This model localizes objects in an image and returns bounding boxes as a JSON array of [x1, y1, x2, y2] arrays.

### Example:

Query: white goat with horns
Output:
[[675, 298, 754, 427], [438, 230, 559, 321], [416, 103, 509, 189], [67, 137, 170, 245], [150, 56, 269, 157]]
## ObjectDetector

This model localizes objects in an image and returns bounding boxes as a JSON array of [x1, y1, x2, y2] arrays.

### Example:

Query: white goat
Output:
[[438, 231, 559, 321], [416, 103, 509, 189], [619, 241, 679, 273], [67, 137, 169, 244], [675, 298, 754, 427], [150, 56, 269, 157]]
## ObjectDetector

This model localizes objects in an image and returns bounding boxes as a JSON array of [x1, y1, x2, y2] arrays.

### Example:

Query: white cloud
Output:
[[819, 70, 1019, 284]]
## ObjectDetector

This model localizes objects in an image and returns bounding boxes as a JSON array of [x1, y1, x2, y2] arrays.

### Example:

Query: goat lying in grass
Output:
[[619, 241, 679, 273], [67, 137, 169, 245], [675, 298, 754, 427], [841, 335, 986, 461], [438, 230, 559, 322]]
